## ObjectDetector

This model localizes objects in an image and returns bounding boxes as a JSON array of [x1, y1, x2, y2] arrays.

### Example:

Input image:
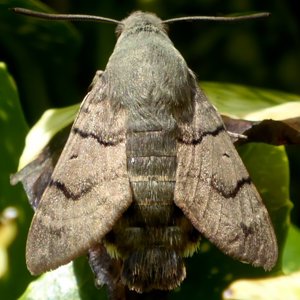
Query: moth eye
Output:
[[115, 24, 124, 37]]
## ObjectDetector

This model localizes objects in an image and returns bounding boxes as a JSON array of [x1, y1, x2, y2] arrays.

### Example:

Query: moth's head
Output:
[[116, 11, 168, 37]]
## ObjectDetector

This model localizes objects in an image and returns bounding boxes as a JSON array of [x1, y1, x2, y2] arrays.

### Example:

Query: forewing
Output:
[[26, 72, 132, 275], [174, 88, 278, 270]]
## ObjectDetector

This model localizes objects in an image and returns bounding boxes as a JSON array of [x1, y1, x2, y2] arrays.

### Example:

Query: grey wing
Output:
[[26, 71, 132, 275], [174, 87, 278, 270]]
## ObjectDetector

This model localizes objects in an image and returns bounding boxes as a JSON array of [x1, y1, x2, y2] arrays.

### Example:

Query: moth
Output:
[[12, 8, 277, 294]]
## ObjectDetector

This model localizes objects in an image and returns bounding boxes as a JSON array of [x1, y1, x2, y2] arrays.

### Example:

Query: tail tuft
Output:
[[122, 247, 186, 292]]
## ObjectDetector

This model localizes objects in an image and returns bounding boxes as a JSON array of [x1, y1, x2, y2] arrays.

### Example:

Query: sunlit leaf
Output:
[[19, 258, 107, 300], [223, 271, 300, 300], [18, 104, 78, 170], [202, 82, 300, 119]]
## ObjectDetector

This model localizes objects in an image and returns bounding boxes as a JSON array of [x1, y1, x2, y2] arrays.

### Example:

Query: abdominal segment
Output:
[[104, 129, 200, 292]]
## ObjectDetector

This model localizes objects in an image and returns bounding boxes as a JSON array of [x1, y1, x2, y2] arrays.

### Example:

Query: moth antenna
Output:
[[11, 7, 121, 25], [163, 12, 270, 24]]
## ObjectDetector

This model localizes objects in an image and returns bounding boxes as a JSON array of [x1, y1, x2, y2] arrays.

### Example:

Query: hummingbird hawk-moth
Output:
[[11, 8, 277, 294]]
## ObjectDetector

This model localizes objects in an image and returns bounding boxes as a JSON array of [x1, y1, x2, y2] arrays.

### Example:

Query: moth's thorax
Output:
[[105, 15, 195, 125]]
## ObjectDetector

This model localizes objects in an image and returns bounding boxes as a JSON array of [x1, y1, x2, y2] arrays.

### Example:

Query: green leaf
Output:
[[0, 62, 33, 299], [202, 82, 300, 120], [222, 271, 300, 300], [18, 104, 79, 170], [282, 225, 300, 274], [19, 258, 107, 300]]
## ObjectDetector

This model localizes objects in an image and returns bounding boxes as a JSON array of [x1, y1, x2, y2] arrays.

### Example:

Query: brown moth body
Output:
[[100, 13, 202, 290], [12, 8, 277, 295]]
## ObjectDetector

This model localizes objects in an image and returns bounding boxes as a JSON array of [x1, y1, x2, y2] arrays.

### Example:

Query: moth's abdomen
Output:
[[104, 129, 200, 292], [127, 130, 177, 226]]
